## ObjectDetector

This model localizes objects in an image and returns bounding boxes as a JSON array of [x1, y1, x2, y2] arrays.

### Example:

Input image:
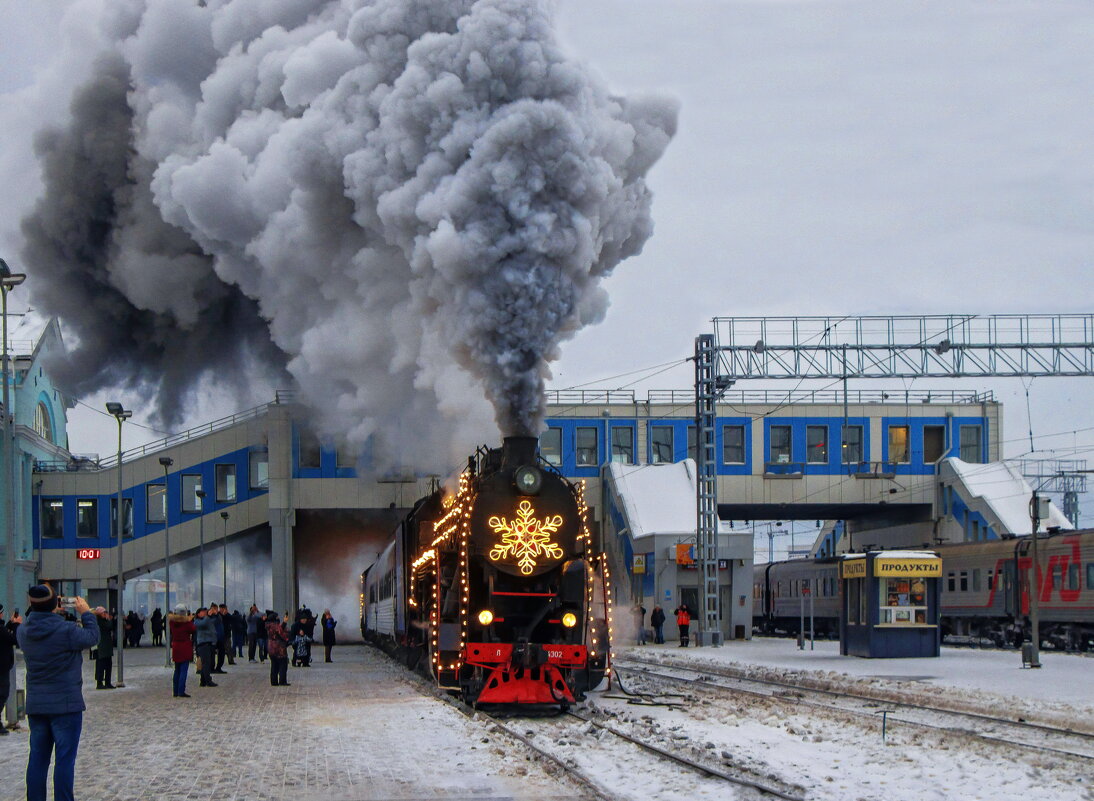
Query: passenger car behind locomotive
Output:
[[361, 437, 613, 707], [753, 529, 1094, 650]]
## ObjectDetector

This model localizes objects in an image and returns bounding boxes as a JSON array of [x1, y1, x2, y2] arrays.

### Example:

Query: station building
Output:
[[14, 375, 1033, 647], [0, 319, 74, 610]]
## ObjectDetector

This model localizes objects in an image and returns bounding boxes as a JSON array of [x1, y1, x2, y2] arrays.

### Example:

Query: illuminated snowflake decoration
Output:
[[488, 500, 564, 575]]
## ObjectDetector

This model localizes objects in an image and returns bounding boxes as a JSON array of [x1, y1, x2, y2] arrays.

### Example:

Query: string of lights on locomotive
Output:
[[361, 437, 615, 707]]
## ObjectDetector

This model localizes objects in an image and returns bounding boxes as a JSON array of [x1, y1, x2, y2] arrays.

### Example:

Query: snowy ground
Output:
[[617, 637, 1093, 717], [1, 641, 1088, 800], [590, 639, 1093, 801]]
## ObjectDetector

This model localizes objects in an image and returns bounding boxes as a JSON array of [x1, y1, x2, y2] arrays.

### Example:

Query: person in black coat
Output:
[[93, 608, 115, 689], [150, 608, 164, 646], [650, 605, 666, 645], [0, 604, 22, 735], [320, 610, 337, 663]]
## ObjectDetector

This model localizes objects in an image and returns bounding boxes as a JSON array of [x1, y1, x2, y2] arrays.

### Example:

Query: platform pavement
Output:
[[0, 643, 580, 801]]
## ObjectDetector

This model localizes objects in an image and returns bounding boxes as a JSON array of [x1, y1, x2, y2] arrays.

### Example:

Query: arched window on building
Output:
[[34, 401, 53, 444]]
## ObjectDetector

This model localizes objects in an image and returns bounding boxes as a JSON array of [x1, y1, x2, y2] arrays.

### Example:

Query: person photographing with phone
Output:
[[16, 585, 100, 801]]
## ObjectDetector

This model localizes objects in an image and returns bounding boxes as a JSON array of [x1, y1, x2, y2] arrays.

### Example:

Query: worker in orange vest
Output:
[[674, 604, 691, 647]]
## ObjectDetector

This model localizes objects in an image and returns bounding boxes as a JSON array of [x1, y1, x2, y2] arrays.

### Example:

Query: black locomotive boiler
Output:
[[361, 436, 613, 708]]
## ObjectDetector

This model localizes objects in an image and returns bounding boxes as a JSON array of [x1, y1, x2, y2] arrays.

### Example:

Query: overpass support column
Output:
[[267, 402, 297, 614], [270, 514, 296, 614]]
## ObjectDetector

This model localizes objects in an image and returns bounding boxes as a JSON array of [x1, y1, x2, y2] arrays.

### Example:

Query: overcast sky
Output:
[[1, 0, 1091, 521]]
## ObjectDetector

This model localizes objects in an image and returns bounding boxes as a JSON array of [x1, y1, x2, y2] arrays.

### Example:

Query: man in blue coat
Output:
[[16, 585, 100, 801]]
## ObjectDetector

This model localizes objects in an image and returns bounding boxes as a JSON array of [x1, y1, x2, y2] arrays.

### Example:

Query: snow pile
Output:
[[608, 459, 698, 538], [944, 459, 1072, 534]]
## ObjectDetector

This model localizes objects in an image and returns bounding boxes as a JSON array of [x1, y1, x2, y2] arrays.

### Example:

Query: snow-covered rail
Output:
[[484, 710, 806, 801], [615, 657, 1094, 762]]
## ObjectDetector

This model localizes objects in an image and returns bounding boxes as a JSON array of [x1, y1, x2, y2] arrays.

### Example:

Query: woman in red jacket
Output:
[[674, 604, 691, 648], [266, 612, 291, 687], [168, 605, 196, 698]]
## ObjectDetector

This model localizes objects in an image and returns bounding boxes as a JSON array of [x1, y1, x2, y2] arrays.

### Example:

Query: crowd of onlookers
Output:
[[0, 587, 341, 801], [164, 604, 338, 695], [76, 602, 339, 695]]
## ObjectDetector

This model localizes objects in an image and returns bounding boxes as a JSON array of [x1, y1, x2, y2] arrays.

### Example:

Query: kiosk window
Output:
[[847, 580, 859, 624], [880, 577, 929, 625]]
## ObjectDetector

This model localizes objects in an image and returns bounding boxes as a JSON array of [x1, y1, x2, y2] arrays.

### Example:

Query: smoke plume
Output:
[[23, 0, 676, 470]]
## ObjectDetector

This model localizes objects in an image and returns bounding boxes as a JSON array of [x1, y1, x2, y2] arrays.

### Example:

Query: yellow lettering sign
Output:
[[841, 559, 867, 579], [874, 558, 942, 578]]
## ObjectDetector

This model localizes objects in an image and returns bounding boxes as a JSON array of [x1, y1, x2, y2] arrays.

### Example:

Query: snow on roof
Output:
[[608, 459, 700, 538], [871, 550, 939, 559], [945, 458, 1072, 534]]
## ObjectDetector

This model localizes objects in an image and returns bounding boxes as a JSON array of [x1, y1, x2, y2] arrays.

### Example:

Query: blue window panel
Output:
[[292, 426, 361, 479], [881, 416, 989, 475], [762, 417, 872, 475], [716, 417, 752, 475], [36, 447, 265, 549], [543, 418, 606, 477], [645, 420, 692, 464]]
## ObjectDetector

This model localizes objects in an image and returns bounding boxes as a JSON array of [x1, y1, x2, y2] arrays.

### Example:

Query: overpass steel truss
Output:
[[692, 313, 1093, 646], [712, 314, 1094, 379]]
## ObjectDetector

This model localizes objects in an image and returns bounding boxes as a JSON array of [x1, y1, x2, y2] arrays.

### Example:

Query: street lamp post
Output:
[[106, 402, 132, 688], [159, 456, 173, 668], [196, 489, 206, 607], [1, 258, 26, 730], [220, 511, 229, 608]]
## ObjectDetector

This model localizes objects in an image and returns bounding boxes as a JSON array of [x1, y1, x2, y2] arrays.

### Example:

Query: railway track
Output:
[[484, 708, 807, 801], [615, 655, 1094, 762]]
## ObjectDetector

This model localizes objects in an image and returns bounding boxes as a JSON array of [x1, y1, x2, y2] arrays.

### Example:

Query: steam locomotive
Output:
[[753, 528, 1094, 650], [361, 436, 613, 708]]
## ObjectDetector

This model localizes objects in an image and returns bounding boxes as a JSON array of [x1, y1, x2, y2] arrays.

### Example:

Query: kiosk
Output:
[[840, 551, 942, 658]]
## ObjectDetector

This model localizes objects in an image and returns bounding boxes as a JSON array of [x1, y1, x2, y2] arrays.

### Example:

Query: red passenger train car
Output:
[[754, 529, 1094, 650]]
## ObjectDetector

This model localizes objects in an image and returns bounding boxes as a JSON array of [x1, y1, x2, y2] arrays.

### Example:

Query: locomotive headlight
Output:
[[478, 609, 494, 626], [561, 612, 578, 628], [514, 465, 543, 495]]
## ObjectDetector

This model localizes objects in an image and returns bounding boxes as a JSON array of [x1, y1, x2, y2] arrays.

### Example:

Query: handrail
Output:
[[94, 397, 287, 470], [548, 389, 993, 406]]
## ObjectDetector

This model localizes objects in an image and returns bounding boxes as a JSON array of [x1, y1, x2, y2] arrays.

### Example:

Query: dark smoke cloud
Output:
[[22, 0, 676, 469], [22, 50, 289, 424]]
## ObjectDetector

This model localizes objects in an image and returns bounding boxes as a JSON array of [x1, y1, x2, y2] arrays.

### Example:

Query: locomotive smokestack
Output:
[[502, 436, 539, 467]]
